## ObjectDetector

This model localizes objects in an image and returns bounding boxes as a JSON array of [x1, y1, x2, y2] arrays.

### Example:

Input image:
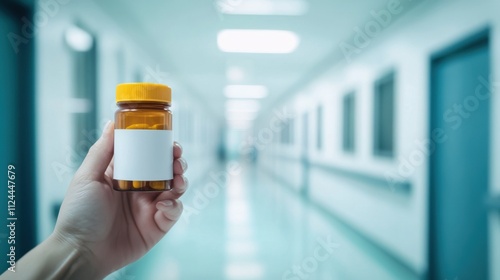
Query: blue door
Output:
[[429, 31, 490, 279], [0, 0, 37, 270]]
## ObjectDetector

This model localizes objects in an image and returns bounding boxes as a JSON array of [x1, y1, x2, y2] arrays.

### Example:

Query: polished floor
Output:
[[106, 162, 418, 280]]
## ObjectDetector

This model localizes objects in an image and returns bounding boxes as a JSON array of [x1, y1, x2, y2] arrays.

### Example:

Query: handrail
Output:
[[265, 152, 412, 194]]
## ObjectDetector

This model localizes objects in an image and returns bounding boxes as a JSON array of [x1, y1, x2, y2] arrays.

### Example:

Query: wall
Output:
[[257, 0, 500, 277]]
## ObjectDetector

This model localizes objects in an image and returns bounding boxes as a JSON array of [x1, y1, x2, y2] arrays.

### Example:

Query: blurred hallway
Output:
[[1, 0, 500, 279]]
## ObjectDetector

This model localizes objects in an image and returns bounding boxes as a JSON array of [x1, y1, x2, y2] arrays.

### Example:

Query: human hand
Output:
[[52, 121, 188, 278]]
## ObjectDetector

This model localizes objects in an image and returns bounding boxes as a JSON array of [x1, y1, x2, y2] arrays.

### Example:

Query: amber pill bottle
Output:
[[113, 83, 173, 191]]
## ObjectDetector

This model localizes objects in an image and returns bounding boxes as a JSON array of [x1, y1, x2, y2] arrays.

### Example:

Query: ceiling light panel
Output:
[[226, 100, 261, 112], [226, 66, 245, 82], [225, 85, 268, 99], [218, 0, 309, 16], [225, 111, 258, 121], [65, 25, 93, 52], [218, 29, 300, 54]]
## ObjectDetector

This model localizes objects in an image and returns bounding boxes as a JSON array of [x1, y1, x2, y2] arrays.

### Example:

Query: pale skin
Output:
[[0, 121, 188, 279]]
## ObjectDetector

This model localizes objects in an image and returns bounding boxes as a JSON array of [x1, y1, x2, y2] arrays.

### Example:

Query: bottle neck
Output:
[[117, 102, 170, 110]]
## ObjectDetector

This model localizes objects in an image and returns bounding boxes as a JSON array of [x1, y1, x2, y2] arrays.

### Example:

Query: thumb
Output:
[[76, 121, 114, 181]]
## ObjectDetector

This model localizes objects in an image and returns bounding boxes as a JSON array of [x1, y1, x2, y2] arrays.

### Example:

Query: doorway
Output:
[[429, 30, 490, 279]]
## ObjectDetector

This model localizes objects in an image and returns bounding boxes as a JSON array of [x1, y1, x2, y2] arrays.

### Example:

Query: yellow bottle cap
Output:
[[116, 83, 171, 103]]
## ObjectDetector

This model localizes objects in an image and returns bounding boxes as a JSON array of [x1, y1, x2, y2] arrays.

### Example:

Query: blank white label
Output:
[[113, 129, 173, 181]]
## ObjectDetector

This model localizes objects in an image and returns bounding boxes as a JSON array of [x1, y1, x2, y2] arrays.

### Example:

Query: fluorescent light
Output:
[[225, 85, 268, 99], [227, 66, 245, 82], [226, 241, 258, 256], [226, 107, 260, 113], [226, 100, 260, 112], [227, 120, 253, 130], [218, 29, 299, 54], [226, 111, 258, 121], [226, 200, 250, 224], [225, 262, 264, 279], [219, 0, 309, 16], [227, 224, 252, 239], [65, 26, 93, 52]]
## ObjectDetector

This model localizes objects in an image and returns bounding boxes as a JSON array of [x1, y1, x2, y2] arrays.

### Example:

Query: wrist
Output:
[[45, 232, 103, 279], [1, 232, 103, 280]]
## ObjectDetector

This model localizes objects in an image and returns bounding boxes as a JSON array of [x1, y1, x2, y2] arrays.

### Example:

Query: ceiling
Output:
[[93, 0, 405, 120]]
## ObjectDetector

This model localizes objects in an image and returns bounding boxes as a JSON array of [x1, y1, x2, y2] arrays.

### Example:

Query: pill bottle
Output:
[[113, 83, 173, 191]]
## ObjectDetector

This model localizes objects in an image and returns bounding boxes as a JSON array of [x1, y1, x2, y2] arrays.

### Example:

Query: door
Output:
[[429, 30, 490, 280], [68, 25, 98, 164], [0, 0, 37, 270]]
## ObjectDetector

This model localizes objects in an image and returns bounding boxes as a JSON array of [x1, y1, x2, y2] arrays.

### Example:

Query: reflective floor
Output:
[[108, 163, 419, 280]]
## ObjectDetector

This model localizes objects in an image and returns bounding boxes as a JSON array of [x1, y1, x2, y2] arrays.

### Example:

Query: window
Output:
[[316, 105, 323, 150], [374, 72, 395, 157], [342, 92, 355, 152]]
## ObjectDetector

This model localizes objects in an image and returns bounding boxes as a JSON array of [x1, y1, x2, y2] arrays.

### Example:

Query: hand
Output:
[[53, 121, 188, 277]]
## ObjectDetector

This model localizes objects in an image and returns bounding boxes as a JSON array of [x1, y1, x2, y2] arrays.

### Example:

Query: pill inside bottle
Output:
[[112, 83, 173, 191]]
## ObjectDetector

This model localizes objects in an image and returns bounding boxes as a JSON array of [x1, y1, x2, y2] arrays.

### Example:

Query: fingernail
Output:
[[158, 200, 173, 208], [174, 142, 183, 152]]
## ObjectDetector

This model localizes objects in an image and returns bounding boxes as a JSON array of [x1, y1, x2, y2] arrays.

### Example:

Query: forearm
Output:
[[0, 234, 101, 280]]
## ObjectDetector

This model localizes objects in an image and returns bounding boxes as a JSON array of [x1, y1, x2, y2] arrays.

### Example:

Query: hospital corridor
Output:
[[1, 0, 500, 279]]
